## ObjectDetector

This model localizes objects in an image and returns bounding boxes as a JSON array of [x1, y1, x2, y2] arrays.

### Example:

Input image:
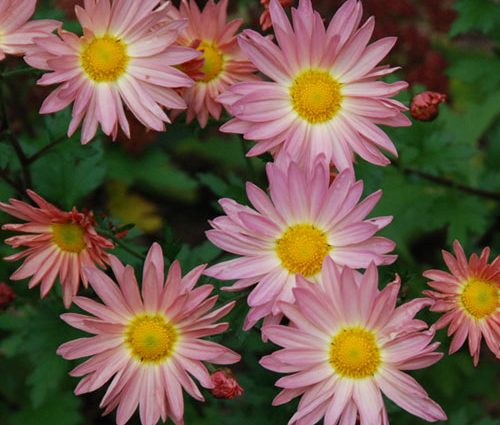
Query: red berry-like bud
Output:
[[210, 369, 244, 399], [410, 91, 447, 121], [0, 282, 16, 309]]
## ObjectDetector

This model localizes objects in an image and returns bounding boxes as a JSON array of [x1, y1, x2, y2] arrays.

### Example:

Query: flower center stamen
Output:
[[198, 40, 224, 82], [52, 223, 86, 253], [290, 70, 342, 124], [330, 327, 381, 379], [276, 224, 330, 276], [126, 315, 178, 363], [81, 35, 129, 82], [460, 278, 498, 320]]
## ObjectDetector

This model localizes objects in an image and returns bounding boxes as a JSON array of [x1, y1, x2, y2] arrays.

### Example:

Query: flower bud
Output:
[[210, 369, 244, 399], [0, 282, 16, 309], [410, 91, 446, 121]]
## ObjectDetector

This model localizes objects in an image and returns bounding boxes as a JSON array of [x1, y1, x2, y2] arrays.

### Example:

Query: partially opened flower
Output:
[[25, 0, 198, 144], [261, 260, 447, 424], [0, 190, 113, 307], [167, 0, 256, 127], [57, 243, 240, 425], [0, 0, 60, 60], [219, 0, 410, 169], [204, 156, 395, 330], [423, 240, 499, 366]]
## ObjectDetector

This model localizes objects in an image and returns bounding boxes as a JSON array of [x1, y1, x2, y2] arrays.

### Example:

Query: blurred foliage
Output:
[[0, 0, 500, 424]]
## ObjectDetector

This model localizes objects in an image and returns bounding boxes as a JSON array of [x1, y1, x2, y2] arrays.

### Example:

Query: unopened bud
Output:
[[210, 369, 244, 399], [0, 282, 16, 309], [410, 91, 446, 121]]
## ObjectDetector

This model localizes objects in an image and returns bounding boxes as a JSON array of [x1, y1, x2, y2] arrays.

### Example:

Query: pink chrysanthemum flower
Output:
[[204, 156, 395, 329], [219, 0, 410, 170], [24, 0, 199, 144], [423, 240, 500, 366], [167, 0, 256, 128], [0, 190, 113, 307], [261, 259, 447, 424], [0, 0, 60, 60], [57, 243, 240, 425]]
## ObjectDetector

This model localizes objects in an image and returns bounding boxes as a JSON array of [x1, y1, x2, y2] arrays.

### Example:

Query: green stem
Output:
[[392, 160, 500, 201], [27, 136, 66, 164], [97, 228, 146, 261]]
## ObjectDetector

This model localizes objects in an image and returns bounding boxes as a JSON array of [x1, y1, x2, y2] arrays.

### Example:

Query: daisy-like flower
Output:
[[24, 0, 199, 144], [167, 0, 256, 128], [57, 243, 240, 425], [219, 0, 410, 169], [0, 0, 60, 60], [0, 190, 113, 307], [204, 156, 395, 329], [261, 259, 447, 424], [423, 240, 499, 366]]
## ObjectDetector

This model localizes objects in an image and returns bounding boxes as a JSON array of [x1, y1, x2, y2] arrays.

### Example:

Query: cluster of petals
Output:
[[261, 259, 447, 425], [166, 0, 257, 128], [0, 190, 113, 307], [219, 0, 410, 170], [423, 240, 500, 366], [57, 243, 240, 425], [0, 0, 60, 60], [204, 155, 395, 330], [25, 0, 199, 144]]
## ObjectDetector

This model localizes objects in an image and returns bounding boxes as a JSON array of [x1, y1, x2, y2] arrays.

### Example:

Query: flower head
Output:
[[204, 156, 395, 330], [0, 190, 113, 307], [261, 260, 447, 424], [423, 240, 500, 366], [410, 91, 446, 121], [25, 0, 199, 144], [167, 0, 256, 127], [0, 0, 60, 60], [210, 368, 244, 399], [57, 243, 239, 425], [219, 0, 410, 170]]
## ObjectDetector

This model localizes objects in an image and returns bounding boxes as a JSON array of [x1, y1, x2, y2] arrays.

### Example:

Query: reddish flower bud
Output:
[[210, 369, 244, 399], [410, 91, 446, 121], [0, 282, 16, 309]]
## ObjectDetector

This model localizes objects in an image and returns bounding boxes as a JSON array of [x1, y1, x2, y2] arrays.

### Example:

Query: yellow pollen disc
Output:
[[276, 224, 330, 276], [81, 35, 129, 82], [460, 278, 499, 320], [51, 223, 86, 253], [290, 70, 343, 124], [125, 315, 178, 363], [330, 327, 381, 379], [198, 40, 224, 83]]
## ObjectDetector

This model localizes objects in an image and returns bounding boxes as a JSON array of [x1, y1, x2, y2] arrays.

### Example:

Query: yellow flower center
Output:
[[81, 35, 129, 82], [330, 327, 381, 379], [125, 314, 178, 363], [198, 40, 224, 83], [460, 278, 498, 320], [52, 223, 86, 253], [275, 224, 330, 276], [290, 70, 343, 124]]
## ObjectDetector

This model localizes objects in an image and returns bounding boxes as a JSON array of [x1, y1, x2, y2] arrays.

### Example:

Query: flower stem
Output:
[[97, 228, 147, 261], [392, 160, 500, 201]]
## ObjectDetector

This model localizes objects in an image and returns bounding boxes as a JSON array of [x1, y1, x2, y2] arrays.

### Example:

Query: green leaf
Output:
[[450, 0, 500, 37], [31, 140, 106, 209]]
